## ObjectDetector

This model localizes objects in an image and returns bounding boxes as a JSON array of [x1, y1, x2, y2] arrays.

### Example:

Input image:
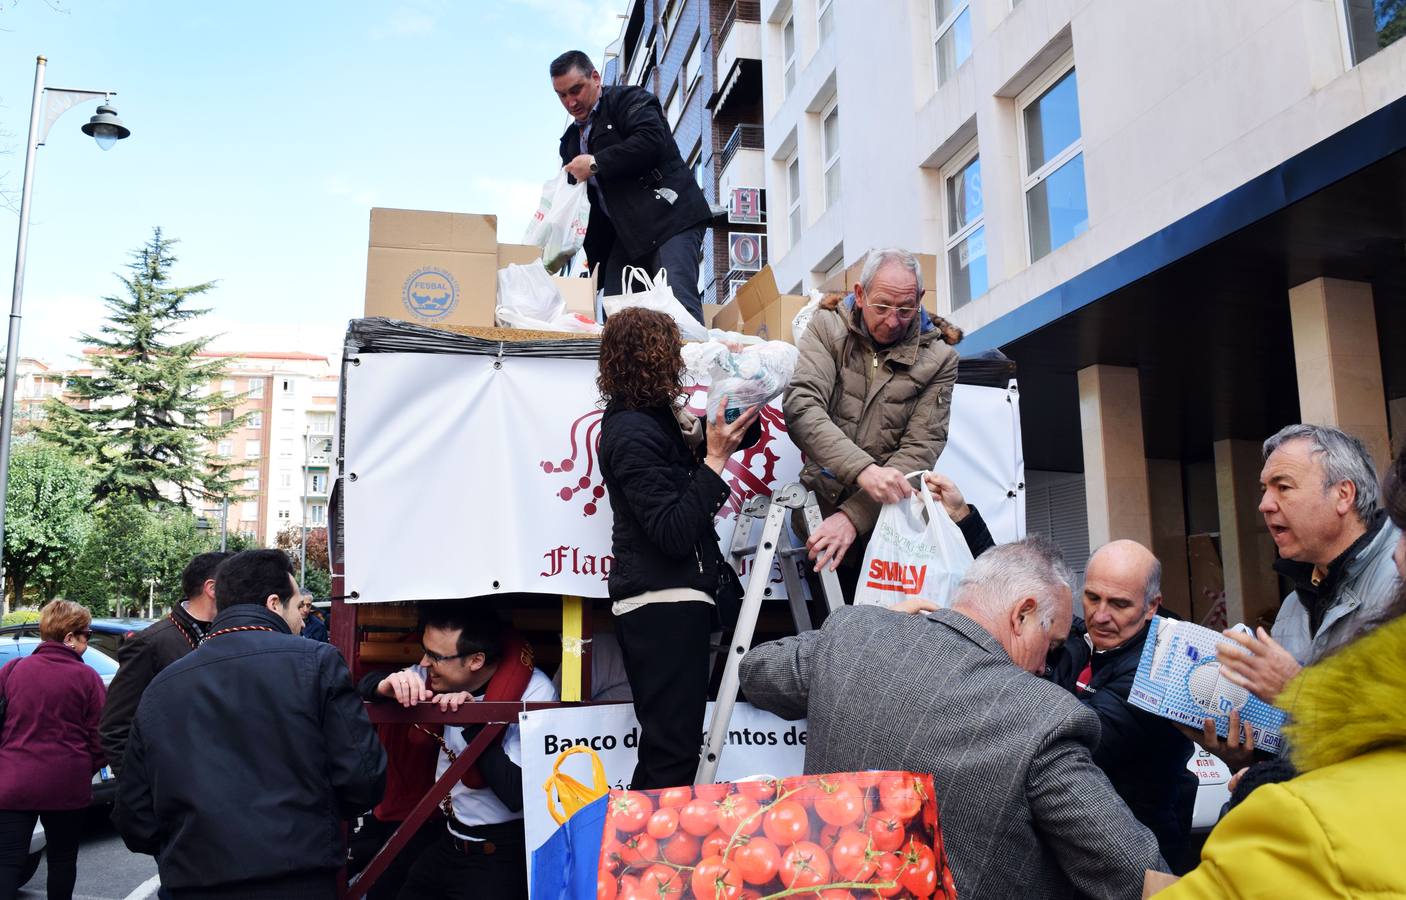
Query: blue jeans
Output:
[[602, 223, 708, 324]]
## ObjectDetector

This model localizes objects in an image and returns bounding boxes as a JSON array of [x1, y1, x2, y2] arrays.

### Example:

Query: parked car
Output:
[[0, 616, 155, 660]]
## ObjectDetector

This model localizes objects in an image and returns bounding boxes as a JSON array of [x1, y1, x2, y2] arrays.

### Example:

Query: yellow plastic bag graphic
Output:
[[543, 745, 609, 825]]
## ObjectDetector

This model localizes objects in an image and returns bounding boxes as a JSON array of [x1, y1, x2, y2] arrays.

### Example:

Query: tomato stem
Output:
[[756, 880, 899, 899]]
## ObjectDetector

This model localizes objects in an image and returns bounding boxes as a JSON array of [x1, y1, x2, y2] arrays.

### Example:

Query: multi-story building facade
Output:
[[757, 0, 1406, 623], [603, 0, 769, 305]]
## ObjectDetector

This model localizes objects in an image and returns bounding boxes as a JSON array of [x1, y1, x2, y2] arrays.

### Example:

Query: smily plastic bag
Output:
[[682, 340, 799, 423], [496, 261, 565, 323], [854, 474, 974, 609], [601, 267, 709, 342], [523, 169, 591, 273]]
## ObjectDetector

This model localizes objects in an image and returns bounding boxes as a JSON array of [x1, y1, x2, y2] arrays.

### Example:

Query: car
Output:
[[0, 616, 155, 660], [0, 634, 121, 804]]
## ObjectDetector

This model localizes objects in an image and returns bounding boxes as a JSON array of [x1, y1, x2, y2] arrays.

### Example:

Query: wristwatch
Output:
[[588, 156, 599, 176]]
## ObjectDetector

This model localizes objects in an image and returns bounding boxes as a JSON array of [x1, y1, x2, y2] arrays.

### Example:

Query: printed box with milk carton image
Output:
[[1128, 615, 1288, 754]]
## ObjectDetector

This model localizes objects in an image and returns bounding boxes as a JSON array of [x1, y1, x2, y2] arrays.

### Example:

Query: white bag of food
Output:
[[602, 267, 709, 343]]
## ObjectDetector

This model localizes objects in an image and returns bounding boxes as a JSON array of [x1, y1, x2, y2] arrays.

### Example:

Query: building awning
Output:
[[708, 58, 762, 113]]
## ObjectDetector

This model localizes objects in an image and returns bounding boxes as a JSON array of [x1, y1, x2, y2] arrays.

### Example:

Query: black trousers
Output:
[[396, 824, 526, 900], [602, 223, 708, 324], [166, 871, 335, 900], [0, 808, 86, 900], [614, 601, 713, 791], [346, 814, 442, 900]]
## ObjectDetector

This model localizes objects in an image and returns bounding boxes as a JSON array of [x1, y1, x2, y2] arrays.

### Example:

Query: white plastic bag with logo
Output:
[[602, 267, 709, 342], [853, 474, 974, 609], [523, 169, 591, 273], [790, 289, 825, 344], [496, 261, 565, 324], [682, 340, 799, 423]]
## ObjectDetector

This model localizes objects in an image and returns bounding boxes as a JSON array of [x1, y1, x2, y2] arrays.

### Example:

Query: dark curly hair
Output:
[[597, 307, 686, 409]]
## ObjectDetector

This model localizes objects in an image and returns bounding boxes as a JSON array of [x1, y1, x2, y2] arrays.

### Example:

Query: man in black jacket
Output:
[[551, 50, 713, 322], [115, 550, 385, 899], [1046, 540, 1196, 868], [99, 551, 232, 770]]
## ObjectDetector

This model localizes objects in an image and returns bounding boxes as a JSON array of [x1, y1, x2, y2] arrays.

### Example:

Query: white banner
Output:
[[518, 703, 807, 876], [342, 353, 1022, 603]]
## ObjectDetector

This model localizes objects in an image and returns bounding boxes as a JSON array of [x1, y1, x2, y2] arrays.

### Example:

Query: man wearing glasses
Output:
[[783, 247, 963, 603], [360, 603, 555, 900]]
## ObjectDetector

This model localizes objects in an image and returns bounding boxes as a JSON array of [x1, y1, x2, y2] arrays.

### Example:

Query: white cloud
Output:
[[505, 0, 626, 57]]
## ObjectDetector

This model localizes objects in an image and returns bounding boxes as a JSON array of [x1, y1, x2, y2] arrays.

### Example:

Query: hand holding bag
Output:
[[523, 169, 591, 273], [854, 473, 975, 608], [601, 267, 709, 342]]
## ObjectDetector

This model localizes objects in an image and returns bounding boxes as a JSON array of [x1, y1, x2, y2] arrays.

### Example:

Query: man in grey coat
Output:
[[740, 536, 1166, 900]]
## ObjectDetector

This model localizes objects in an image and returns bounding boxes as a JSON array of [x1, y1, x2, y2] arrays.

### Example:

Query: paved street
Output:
[[19, 809, 158, 900]]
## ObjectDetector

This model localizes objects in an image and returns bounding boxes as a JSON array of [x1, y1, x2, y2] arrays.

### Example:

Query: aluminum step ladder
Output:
[[695, 483, 844, 784]]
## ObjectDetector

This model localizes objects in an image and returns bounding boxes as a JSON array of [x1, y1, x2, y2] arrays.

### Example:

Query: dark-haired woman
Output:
[[597, 307, 761, 790]]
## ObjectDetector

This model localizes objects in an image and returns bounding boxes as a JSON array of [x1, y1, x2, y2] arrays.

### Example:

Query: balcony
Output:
[[719, 124, 765, 199], [709, 1, 762, 113]]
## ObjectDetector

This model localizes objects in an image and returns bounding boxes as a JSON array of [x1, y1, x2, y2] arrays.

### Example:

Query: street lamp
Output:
[[0, 56, 131, 614]]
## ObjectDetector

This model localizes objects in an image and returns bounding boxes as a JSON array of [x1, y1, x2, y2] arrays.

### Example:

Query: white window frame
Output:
[[931, 0, 973, 87], [818, 0, 835, 43], [941, 139, 986, 309], [1017, 53, 1084, 263], [665, 82, 682, 132], [245, 439, 261, 458], [217, 440, 233, 457], [782, 15, 797, 97], [311, 473, 328, 494], [246, 471, 260, 491], [821, 98, 841, 210], [786, 152, 802, 247], [242, 501, 259, 519], [683, 33, 701, 95], [280, 471, 292, 489], [248, 379, 264, 398], [248, 411, 263, 430], [660, 0, 682, 50]]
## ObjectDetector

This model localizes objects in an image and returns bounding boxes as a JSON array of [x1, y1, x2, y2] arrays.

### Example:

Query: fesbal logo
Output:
[[402, 266, 459, 321]]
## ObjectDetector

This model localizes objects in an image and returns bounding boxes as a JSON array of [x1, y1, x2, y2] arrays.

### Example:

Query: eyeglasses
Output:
[[866, 303, 920, 322], [421, 645, 473, 665]]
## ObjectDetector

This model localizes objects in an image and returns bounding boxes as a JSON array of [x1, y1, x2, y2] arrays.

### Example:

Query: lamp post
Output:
[[300, 427, 309, 589], [0, 56, 130, 614]]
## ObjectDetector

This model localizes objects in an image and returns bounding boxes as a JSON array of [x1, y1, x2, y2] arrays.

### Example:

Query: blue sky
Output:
[[0, 0, 622, 364]]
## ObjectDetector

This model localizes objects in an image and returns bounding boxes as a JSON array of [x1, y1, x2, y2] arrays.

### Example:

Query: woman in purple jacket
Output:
[[0, 600, 107, 900]]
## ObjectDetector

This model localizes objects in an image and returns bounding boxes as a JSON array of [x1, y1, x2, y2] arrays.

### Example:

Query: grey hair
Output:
[[858, 248, 924, 303], [955, 534, 1073, 629], [1263, 424, 1380, 522], [1142, 557, 1163, 609]]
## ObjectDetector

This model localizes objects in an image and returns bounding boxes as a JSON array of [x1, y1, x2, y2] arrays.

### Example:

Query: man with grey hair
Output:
[[741, 536, 1168, 899], [1047, 540, 1196, 867], [783, 248, 963, 600]]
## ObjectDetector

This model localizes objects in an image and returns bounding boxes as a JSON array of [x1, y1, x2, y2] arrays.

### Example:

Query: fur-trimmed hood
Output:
[[1282, 611, 1406, 773], [819, 293, 964, 346]]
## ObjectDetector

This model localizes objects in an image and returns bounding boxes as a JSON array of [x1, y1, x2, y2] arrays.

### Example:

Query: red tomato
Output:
[[942, 862, 957, 898], [694, 782, 731, 802], [597, 865, 617, 900], [657, 786, 692, 809], [761, 800, 809, 847], [715, 795, 762, 837], [878, 775, 923, 821], [853, 771, 883, 789], [868, 852, 905, 898], [609, 791, 655, 834], [899, 838, 938, 898], [817, 822, 841, 849], [618, 833, 658, 867], [639, 864, 683, 897], [616, 875, 642, 900], [732, 836, 781, 885], [679, 800, 720, 837], [864, 810, 906, 852], [660, 833, 700, 866], [830, 828, 880, 882], [814, 893, 852, 900], [690, 856, 743, 900], [736, 777, 777, 802], [780, 775, 819, 805], [601, 838, 626, 874], [646, 808, 679, 841], [700, 829, 730, 859], [779, 841, 831, 889], [815, 779, 864, 827]]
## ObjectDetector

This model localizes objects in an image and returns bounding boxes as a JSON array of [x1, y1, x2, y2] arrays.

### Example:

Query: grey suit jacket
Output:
[[740, 606, 1165, 900]]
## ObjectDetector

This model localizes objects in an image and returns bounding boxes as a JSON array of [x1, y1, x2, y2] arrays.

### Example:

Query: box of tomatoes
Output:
[[597, 772, 955, 899]]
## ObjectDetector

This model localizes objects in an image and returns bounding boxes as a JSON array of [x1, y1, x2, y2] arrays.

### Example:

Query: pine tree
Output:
[[41, 228, 246, 507]]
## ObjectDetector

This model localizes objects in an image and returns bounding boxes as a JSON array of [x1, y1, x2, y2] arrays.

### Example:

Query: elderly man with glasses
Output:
[[783, 247, 964, 602]]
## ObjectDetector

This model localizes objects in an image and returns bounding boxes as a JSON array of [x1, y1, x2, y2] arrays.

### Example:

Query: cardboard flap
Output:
[[369, 208, 498, 253]]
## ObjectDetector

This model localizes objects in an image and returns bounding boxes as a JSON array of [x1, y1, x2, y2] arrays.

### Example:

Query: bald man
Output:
[[1047, 541, 1197, 869]]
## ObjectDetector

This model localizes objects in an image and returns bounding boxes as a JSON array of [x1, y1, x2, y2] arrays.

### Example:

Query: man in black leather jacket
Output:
[[551, 50, 713, 322]]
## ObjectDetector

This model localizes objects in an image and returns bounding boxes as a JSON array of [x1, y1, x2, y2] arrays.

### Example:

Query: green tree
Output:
[[275, 525, 331, 599], [3, 441, 97, 608], [63, 497, 211, 616], [41, 228, 246, 508]]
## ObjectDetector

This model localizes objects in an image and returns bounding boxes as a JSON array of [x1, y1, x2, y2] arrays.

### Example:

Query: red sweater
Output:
[[0, 641, 107, 810]]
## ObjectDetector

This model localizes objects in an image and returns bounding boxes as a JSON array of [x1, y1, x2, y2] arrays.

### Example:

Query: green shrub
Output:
[[1, 609, 42, 626]]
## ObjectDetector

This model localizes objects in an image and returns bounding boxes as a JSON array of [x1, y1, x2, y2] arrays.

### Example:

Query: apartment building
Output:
[[603, 0, 769, 304], [759, 0, 1406, 623]]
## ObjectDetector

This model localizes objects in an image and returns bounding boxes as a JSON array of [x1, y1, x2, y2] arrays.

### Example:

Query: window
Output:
[[822, 101, 841, 208], [245, 471, 260, 491], [280, 472, 292, 489], [782, 16, 797, 96], [248, 411, 263, 429], [243, 501, 259, 518], [217, 440, 233, 457], [245, 440, 261, 458], [786, 154, 802, 245], [944, 144, 987, 310], [932, 0, 973, 86], [661, 0, 682, 44], [310, 504, 327, 526], [280, 378, 294, 393], [221, 379, 235, 393], [277, 508, 291, 521], [1343, 0, 1406, 64], [219, 409, 234, 426], [248, 379, 264, 398], [818, 0, 835, 42], [280, 438, 295, 458], [308, 412, 335, 434], [311, 473, 328, 493], [683, 34, 701, 93], [665, 83, 682, 131], [1021, 63, 1087, 261]]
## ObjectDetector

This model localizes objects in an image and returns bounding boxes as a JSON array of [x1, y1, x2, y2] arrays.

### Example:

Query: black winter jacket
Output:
[[559, 85, 712, 264], [115, 605, 386, 892], [598, 404, 757, 614], [1047, 619, 1196, 864], [99, 602, 211, 771]]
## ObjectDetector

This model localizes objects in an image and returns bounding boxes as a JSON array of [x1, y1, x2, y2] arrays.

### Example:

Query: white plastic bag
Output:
[[496, 261, 565, 324], [494, 307, 603, 334], [682, 340, 799, 423], [522, 170, 591, 273], [602, 267, 709, 342], [853, 475, 974, 609]]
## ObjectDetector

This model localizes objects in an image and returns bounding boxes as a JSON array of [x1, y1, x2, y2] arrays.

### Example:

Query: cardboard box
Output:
[[820, 252, 939, 302], [742, 295, 810, 344], [365, 208, 499, 328], [702, 304, 724, 327], [731, 266, 780, 321], [495, 243, 598, 318], [711, 300, 743, 333], [496, 242, 543, 268]]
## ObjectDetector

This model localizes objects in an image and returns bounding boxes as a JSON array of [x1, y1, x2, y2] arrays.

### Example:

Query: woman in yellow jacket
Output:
[[1159, 449, 1406, 899]]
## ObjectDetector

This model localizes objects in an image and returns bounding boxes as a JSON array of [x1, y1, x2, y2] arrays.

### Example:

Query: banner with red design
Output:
[[340, 353, 1022, 603]]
